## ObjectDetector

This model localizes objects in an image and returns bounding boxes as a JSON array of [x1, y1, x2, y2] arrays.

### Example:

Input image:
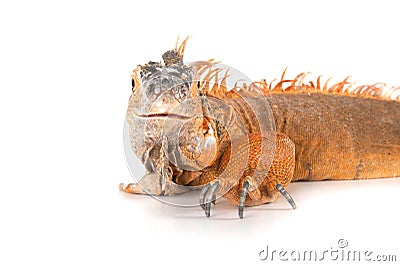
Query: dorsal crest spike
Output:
[[263, 70, 400, 102]]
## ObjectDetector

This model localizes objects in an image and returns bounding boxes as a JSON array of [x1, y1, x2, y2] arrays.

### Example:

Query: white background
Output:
[[1, 1, 399, 265]]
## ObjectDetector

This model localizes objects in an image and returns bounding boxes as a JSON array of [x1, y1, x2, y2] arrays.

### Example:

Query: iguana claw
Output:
[[199, 181, 220, 217], [199, 183, 211, 211], [238, 180, 250, 219], [276, 183, 297, 209]]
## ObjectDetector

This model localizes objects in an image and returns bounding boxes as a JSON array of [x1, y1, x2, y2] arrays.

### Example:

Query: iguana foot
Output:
[[237, 181, 296, 218]]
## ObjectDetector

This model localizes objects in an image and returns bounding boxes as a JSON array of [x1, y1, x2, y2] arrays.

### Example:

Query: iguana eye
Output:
[[131, 79, 136, 91]]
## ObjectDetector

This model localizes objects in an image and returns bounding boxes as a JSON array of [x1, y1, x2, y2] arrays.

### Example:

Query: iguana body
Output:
[[120, 38, 400, 217], [268, 91, 400, 182]]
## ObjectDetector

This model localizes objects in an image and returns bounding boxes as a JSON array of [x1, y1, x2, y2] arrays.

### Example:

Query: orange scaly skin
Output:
[[180, 81, 400, 207], [120, 37, 400, 210], [267, 91, 400, 182]]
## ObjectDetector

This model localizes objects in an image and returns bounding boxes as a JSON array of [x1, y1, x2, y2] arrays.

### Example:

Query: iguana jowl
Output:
[[120, 37, 400, 218]]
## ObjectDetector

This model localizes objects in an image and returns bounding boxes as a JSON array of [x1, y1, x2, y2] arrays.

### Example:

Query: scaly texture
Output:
[[186, 71, 400, 206], [120, 37, 400, 210], [267, 92, 400, 181]]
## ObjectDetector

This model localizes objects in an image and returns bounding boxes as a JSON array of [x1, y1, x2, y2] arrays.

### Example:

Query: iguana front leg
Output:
[[198, 132, 296, 218]]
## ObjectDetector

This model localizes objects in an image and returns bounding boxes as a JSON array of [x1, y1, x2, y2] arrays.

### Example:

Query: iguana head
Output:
[[127, 37, 219, 185]]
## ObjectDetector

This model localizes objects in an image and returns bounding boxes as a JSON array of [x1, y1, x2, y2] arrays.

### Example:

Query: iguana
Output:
[[120, 37, 400, 218]]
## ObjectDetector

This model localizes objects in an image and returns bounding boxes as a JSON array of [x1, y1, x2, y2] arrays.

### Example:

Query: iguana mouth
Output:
[[135, 112, 191, 120]]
